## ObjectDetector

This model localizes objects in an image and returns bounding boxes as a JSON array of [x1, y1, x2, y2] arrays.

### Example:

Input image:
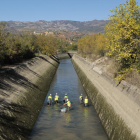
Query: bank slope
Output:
[[0, 55, 59, 140], [72, 54, 140, 140]]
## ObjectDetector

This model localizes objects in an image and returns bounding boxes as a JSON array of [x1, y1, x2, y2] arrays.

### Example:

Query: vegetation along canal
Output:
[[28, 59, 108, 140]]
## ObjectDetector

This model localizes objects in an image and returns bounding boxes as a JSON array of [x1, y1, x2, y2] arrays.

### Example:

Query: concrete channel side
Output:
[[57, 53, 70, 59], [0, 55, 59, 140], [57, 51, 77, 59], [72, 54, 139, 140]]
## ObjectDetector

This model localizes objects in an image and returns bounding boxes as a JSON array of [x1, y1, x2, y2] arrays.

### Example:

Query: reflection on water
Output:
[[65, 112, 71, 124], [84, 107, 88, 120], [29, 59, 108, 140]]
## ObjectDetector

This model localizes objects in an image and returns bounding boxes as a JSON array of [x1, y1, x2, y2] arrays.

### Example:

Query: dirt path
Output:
[[73, 55, 140, 139]]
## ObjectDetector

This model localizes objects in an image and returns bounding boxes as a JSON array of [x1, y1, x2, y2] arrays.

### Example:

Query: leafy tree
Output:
[[105, 0, 140, 81], [0, 22, 8, 64], [78, 33, 106, 57], [0, 23, 40, 65], [57, 38, 69, 53], [36, 34, 58, 56], [67, 43, 77, 51]]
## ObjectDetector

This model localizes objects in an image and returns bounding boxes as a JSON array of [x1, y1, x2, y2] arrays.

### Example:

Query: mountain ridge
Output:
[[2, 20, 109, 33]]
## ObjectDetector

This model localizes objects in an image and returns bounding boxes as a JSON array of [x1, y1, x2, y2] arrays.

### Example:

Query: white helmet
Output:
[[56, 93, 57, 95], [67, 99, 69, 101], [50, 94, 51, 96]]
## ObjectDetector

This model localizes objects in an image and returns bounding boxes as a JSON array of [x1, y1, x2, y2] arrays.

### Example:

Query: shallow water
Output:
[[28, 59, 108, 140]]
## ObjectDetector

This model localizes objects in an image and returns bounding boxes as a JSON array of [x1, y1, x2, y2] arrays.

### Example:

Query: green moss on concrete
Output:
[[0, 60, 59, 140], [71, 59, 136, 140]]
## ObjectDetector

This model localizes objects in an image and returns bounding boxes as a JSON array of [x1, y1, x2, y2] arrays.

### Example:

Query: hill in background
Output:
[[4, 20, 109, 33]]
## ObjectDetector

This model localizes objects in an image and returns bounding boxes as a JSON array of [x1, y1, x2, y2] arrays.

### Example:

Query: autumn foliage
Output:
[[78, 33, 106, 57], [0, 22, 73, 66], [0, 23, 39, 65], [78, 0, 140, 82], [105, 0, 140, 81]]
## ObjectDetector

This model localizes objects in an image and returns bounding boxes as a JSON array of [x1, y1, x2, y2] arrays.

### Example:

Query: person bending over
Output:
[[63, 99, 71, 111], [79, 94, 83, 103]]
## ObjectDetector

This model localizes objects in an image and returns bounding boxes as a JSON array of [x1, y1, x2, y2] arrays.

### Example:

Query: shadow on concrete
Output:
[[52, 55, 59, 61], [0, 68, 39, 95], [67, 53, 72, 58], [18, 63, 43, 79], [0, 67, 43, 139], [0, 55, 58, 139], [39, 56, 58, 67], [1, 102, 29, 114], [50, 55, 60, 64], [0, 103, 31, 139]]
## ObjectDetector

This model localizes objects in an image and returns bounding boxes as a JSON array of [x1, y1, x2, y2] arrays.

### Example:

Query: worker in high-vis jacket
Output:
[[48, 94, 52, 105], [64, 94, 68, 103], [79, 94, 83, 104], [54, 93, 59, 103], [84, 96, 88, 107], [63, 99, 71, 111]]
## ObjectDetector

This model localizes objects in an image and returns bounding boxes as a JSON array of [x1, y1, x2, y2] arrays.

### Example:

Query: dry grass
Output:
[[106, 59, 140, 88], [78, 54, 140, 88], [105, 58, 121, 78], [125, 70, 140, 88], [86, 54, 101, 62]]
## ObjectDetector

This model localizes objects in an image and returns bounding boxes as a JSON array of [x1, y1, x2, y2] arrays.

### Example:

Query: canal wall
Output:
[[57, 51, 77, 59], [57, 53, 70, 59], [72, 54, 140, 140], [0, 55, 59, 140]]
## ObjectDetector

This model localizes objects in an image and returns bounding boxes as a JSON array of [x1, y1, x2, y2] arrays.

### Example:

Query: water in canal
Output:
[[29, 59, 108, 140]]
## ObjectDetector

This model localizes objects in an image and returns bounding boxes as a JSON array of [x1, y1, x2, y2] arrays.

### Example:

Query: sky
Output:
[[0, 0, 140, 22]]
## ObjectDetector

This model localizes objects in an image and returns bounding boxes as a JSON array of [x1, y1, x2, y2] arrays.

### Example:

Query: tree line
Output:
[[78, 0, 140, 82], [0, 22, 77, 67]]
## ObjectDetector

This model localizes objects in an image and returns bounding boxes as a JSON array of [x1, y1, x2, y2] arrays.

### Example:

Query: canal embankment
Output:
[[28, 58, 108, 140], [0, 55, 59, 140], [57, 51, 77, 59], [72, 54, 140, 140]]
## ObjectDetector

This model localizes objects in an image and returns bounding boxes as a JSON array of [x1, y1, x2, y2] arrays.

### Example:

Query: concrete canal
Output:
[[28, 59, 108, 140]]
